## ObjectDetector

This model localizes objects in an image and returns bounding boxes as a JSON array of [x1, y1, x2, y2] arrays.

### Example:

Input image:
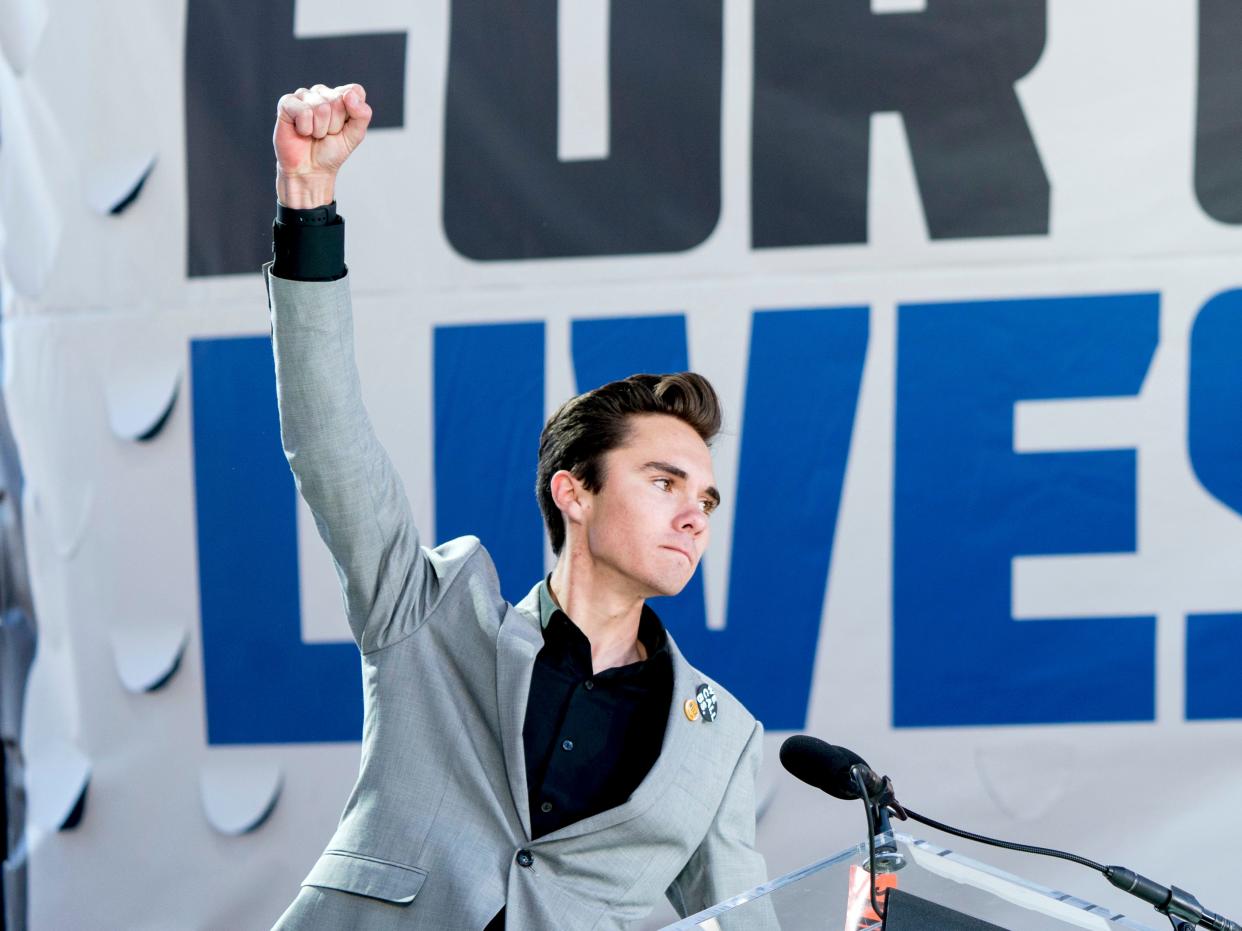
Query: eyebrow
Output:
[[642, 461, 721, 508]]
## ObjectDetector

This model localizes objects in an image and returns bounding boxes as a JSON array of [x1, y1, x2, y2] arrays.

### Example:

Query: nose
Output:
[[678, 505, 708, 536]]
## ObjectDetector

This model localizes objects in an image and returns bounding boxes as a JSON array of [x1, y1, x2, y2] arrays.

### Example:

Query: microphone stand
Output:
[[851, 767, 907, 925], [872, 799, 907, 873]]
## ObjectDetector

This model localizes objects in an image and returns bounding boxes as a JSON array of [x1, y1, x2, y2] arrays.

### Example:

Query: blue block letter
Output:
[[894, 294, 1158, 727], [192, 336, 361, 744], [434, 322, 546, 601], [1186, 288, 1242, 719]]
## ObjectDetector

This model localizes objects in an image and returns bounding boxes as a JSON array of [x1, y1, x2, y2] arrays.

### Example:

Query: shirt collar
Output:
[[537, 576, 669, 660]]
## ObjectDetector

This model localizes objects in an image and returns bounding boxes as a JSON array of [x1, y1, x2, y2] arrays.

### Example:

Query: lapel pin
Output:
[[683, 698, 700, 722], [694, 683, 718, 723]]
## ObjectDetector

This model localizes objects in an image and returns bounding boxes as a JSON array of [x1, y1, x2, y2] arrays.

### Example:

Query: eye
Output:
[[699, 499, 717, 515], [653, 477, 672, 491]]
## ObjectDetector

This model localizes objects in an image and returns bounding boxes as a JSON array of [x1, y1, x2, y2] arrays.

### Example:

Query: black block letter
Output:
[[185, 1, 406, 277], [753, 0, 1049, 248], [443, 0, 722, 260], [1195, 0, 1242, 224]]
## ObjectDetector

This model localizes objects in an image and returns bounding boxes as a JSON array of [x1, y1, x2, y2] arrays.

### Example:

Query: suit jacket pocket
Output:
[[303, 850, 429, 905]]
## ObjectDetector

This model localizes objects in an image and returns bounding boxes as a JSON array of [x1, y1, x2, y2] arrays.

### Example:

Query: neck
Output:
[[549, 549, 647, 674]]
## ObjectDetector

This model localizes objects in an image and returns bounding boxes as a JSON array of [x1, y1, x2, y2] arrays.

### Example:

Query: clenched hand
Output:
[[274, 83, 372, 209]]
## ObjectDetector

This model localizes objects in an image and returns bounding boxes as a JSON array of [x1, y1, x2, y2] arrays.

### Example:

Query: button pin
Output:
[[694, 683, 718, 723]]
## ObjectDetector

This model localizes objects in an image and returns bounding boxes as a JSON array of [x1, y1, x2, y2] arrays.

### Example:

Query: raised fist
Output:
[[273, 83, 372, 209]]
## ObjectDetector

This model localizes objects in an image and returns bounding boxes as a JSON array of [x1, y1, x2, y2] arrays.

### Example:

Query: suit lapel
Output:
[[496, 584, 544, 841]]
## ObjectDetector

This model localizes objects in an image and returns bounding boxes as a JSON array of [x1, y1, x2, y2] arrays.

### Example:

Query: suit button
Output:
[[561, 739, 574, 751], [540, 801, 554, 813], [516, 849, 534, 868], [583, 680, 595, 690]]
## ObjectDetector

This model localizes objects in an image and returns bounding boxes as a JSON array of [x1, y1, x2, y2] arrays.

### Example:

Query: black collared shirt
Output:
[[523, 601, 673, 838]]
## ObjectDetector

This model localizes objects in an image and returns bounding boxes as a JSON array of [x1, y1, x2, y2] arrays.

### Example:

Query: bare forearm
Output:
[[276, 170, 335, 209]]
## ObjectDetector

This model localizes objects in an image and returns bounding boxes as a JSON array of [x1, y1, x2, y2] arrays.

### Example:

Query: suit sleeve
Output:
[[666, 721, 777, 929], [266, 265, 435, 653]]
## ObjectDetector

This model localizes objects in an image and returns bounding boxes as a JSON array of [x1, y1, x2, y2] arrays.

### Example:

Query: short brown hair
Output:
[[536, 373, 722, 555]]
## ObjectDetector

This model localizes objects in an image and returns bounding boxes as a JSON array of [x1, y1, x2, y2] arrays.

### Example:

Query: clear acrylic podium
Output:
[[662, 833, 1160, 930]]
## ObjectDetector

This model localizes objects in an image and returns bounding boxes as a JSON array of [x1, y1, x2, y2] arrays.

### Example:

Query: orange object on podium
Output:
[[843, 863, 898, 930]]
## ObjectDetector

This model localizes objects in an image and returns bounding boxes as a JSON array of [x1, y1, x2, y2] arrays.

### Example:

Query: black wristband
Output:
[[272, 201, 345, 281], [276, 201, 338, 227]]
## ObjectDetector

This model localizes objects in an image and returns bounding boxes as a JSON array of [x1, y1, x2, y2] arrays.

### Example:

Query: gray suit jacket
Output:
[[264, 269, 768, 929]]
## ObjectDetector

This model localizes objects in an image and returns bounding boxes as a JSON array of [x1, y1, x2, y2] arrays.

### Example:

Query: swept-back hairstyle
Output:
[[536, 372, 722, 555]]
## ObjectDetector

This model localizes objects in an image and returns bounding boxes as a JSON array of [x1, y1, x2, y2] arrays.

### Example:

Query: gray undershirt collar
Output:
[[538, 576, 557, 630]]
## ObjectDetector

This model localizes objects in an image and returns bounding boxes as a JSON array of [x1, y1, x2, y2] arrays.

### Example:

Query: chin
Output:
[[646, 568, 696, 599], [649, 581, 684, 599]]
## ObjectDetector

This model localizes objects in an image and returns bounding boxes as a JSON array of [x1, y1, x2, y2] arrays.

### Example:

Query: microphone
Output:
[[779, 735, 891, 804], [779, 733, 907, 927], [1104, 869, 1240, 931], [779, 736, 1241, 931]]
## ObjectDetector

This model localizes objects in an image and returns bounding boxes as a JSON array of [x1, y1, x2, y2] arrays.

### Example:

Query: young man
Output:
[[268, 83, 768, 930]]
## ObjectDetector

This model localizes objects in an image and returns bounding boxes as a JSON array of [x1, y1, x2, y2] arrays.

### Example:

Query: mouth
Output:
[[662, 546, 693, 563]]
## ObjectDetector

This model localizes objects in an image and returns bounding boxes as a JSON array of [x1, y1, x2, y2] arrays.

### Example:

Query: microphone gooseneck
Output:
[[899, 804, 1105, 873]]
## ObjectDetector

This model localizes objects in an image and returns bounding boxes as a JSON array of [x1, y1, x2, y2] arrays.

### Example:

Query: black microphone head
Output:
[[779, 735, 868, 800]]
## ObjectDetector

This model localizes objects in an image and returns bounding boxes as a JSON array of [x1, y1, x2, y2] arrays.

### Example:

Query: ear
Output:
[[550, 469, 590, 526]]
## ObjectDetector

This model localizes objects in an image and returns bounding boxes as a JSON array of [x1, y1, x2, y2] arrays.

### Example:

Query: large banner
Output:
[[4, 1, 1242, 927]]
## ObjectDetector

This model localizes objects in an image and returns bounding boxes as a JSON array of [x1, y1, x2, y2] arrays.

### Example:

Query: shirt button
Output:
[[540, 801, 554, 813], [583, 680, 595, 690], [561, 739, 574, 751], [516, 849, 534, 868]]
